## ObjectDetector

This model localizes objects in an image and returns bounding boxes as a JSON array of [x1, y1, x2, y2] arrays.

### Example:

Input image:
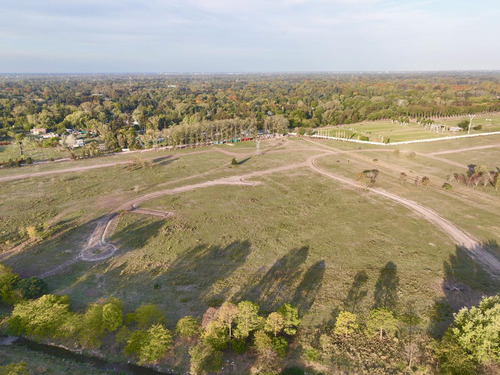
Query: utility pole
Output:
[[468, 114, 476, 135]]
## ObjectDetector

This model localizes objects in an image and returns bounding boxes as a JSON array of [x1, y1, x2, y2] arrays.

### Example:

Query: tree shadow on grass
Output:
[[343, 270, 369, 313], [112, 216, 165, 251], [428, 244, 500, 338], [237, 246, 309, 312], [373, 261, 399, 310], [292, 260, 326, 316]]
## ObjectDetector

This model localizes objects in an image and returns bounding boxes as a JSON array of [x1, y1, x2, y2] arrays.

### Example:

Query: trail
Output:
[[5, 138, 498, 280], [35, 158, 315, 277], [430, 144, 500, 155], [0, 139, 291, 183], [307, 154, 500, 280]]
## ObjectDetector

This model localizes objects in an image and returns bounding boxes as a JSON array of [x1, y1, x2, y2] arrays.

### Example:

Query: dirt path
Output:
[[10, 138, 497, 280], [430, 144, 500, 156], [308, 154, 500, 280], [0, 140, 292, 183]]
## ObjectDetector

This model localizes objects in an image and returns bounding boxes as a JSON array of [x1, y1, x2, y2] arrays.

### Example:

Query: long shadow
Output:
[[112, 217, 165, 250], [428, 244, 500, 338], [237, 246, 309, 312], [2, 215, 106, 278], [237, 157, 251, 165], [343, 270, 369, 313], [291, 260, 326, 316], [152, 155, 177, 167], [373, 261, 399, 310]]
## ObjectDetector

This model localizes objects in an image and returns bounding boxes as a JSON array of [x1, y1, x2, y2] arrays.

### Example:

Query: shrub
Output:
[[442, 183, 452, 190]]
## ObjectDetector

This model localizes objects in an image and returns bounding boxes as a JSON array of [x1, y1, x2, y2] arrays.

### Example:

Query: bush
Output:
[[231, 158, 237, 165], [407, 151, 416, 159], [232, 338, 247, 354], [442, 183, 452, 190], [473, 125, 482, 130], [16, 277, 48, 299]]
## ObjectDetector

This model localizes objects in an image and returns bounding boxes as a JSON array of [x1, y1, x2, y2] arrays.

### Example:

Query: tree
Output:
[[138, 324, 172, 364], [202, 321, 229, 351], [264, 312, 285, 337], [176, 316, 200, 338], [16, 277, 48, 299], [130, 303, 164, 329], [0, 264, 21, 305], [277, 304, 301, 335], [253, 330, 281, 374], [450, 295, 500, 364], [366, 308, 398, 340], [234, 301, 262, 339], [102, 298, 123, 332], [434, 331, 477, 375], [9, 294, 71, 338], [0, 361, 29, 375], [189, 342, 222, 375], [334, 311, 358, 337], [217, 302, 238, 342]]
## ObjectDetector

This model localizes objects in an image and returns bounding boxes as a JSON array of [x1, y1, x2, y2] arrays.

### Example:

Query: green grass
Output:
[[1, 138, 498, 335], [438, 148, 500, 168], [0, 140, 74, 163], [320, 115, 500, 144], [0, 345, 107, 375]]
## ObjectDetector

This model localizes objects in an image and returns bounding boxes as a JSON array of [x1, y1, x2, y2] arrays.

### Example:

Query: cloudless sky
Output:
[[1, 0, 499, 72]]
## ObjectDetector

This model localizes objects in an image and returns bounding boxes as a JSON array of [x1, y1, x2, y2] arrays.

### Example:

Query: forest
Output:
[[1, 72, 500, 139]]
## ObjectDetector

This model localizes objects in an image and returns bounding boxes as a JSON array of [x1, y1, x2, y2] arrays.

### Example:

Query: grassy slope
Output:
[[0, 138, 498, 335]]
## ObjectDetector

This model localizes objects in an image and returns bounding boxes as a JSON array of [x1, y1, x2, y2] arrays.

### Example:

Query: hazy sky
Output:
[[1, 0, 499, 72]]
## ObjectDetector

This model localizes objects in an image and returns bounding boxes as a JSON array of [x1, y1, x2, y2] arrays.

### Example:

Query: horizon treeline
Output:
[[1, 73, 500, 141]]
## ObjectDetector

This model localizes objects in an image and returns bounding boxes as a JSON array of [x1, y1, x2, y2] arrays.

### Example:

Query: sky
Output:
[[0, 0, 499, 73]]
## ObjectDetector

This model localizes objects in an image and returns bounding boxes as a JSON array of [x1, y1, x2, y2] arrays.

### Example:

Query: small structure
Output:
[[449, 127, 462, 132], [31, 128, 47, 135]]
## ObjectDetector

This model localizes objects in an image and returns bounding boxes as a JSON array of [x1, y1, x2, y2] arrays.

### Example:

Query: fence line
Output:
[[311, 131, 500, 146]]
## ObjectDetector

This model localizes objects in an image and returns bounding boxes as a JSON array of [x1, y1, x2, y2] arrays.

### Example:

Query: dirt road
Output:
[[308, 155, 500, 280]]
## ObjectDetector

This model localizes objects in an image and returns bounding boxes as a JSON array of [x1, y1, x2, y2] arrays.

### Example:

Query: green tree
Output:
[[8, 294, 71, 338], [366, 308, 398, 340], [176, 316, 200, 338], [0, 264, 21, 305], [217, 302, 238, 342], [450, 295, 500, 363], [130, 303, 165, 329], [277, 304, 301, 335], [434, 331, 477, 375], [264, 312, 285, 337], [138, 324, 172, 364], [0, 361, 28, 375], [189, 342, 222, 375], [234, 301, 262, 339], [102, 298, 123, 332], [16, 277, 48, 299], [253, 330, 281, 374], [334, 311, 358, 337], [202, 321, 229, 351]]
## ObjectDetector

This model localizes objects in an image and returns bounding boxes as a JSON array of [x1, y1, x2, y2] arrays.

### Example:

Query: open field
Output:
[[1, 137, 499, 341], [0, 345, 107, 375], [322, 114, 500, 143], [0, 141, 75, 163]]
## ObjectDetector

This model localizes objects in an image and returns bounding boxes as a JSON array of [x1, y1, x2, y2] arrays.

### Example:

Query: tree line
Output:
[[1, 263, 498, 374]]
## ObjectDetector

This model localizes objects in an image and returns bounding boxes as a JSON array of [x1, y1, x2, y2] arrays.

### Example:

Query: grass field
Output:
[[0, 140, 75, 163], [321, 114, 500, 143], [1, 137, 499, 342], [0, 345, 107, 375]]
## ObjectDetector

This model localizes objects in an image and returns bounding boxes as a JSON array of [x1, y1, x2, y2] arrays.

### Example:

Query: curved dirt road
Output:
[[308, 155, 500, 280]]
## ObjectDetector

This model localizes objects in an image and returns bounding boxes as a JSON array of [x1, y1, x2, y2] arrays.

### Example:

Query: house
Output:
[[76, 139, 85, 147], [31, 128, 47, 135]]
